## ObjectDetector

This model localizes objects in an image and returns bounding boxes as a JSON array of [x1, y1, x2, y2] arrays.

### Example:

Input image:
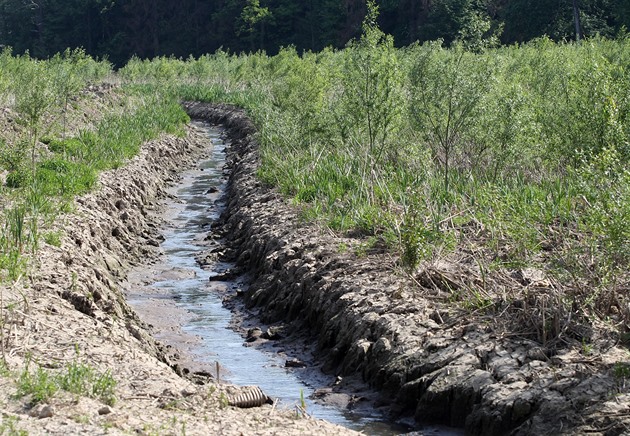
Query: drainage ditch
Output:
[[124, 122, 440, 434]]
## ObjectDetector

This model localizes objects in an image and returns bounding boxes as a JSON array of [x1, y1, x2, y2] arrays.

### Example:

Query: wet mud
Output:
[[123, 122, 429, 434]]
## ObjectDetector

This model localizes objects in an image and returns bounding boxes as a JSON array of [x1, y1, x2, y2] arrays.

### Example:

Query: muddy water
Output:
[[125, 122, 461, 436]]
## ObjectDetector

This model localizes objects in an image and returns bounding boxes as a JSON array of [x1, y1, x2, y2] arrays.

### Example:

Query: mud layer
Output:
[[184, 102, 630, 436], [0, 110, 356, 435]]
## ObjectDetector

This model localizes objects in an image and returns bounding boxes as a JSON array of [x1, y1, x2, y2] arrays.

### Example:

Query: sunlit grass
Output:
[[0, 51, 189, 283], [129, 35, 630, 343]]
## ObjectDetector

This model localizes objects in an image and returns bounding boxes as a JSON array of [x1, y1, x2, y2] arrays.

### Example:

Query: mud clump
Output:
[[185, 101, 630, 435]]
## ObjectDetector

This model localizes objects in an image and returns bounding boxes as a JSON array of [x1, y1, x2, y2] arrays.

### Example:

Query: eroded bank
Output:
[[184, 102, 630, 436], [124, 122, 420, 434], [0, 105, 355, 435]]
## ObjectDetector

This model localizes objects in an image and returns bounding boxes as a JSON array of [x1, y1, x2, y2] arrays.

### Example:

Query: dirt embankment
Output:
[[0, 107, 356, 435], [185, 102, 630, 436]]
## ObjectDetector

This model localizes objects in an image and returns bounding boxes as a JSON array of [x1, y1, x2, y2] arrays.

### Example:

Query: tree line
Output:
[[0, 0, 629, 65]]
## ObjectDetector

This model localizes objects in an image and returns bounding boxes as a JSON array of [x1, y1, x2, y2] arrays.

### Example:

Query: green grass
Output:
[[0, 414, 28, 436], [16, 365, 58, 404], [42, 231, 62, 247], [0, 51, 189, 284], [118, 34, 629, 345], [14, 359, 117, 406]]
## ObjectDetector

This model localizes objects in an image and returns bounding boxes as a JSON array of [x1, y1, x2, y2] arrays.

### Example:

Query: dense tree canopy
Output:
[[0, 0, 628, 64]]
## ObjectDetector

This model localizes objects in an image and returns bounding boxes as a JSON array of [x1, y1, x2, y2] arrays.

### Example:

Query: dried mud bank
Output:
[[184, 102, 630, 436], [1, 116, 355, 435]]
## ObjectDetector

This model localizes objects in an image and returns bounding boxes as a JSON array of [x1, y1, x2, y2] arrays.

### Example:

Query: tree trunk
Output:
[[86, 5, 93, 52], [573, 0, 583, 41], [151, 0, 159, 56], [309, 0, 314, 49], [31, 0, 46, 57]]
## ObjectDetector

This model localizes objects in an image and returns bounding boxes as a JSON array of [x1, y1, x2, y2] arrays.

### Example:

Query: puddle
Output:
[[125, 122, 463, 436]]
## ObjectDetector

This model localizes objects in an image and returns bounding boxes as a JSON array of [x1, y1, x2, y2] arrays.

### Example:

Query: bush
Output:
[[35, 158, 97, 197], [5, 169, 32, 188], [47, 137, 86, 158]]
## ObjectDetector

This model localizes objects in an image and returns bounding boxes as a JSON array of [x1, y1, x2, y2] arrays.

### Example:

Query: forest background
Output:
[[0, 0, 629, 65]]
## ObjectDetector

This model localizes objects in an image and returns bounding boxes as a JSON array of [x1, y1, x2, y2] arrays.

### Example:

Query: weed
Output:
[[72, 414, 91, 424], [581, 340, 593, 356], [6, 206, 25, 253], [299, 388, 306, 411], [0, 414, 27, 436], [0, 139, 28, 173], [354, 236, 379, 258], [337, 242, 349, 254], [14, 358, 116, 406], [57, 361, 94, 396], [295, 388, 308, 419], [16, 364, 58, 405], [160, 399, 183, 410], [43, 231, 62, 247], [0, 248, 26, 282], [460, 288, 494, 312], [71, 272, 78, 293], [218, 392, 228, 409], [91, 370, 117, 406], [613, 362, 630, 379], [0, 360, 9, 377], [58, 200, 75, 214]]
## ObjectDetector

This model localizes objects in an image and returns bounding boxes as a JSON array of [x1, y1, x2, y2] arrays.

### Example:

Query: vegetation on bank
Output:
[[13, 356, 117, 406], [0, 48, 189, 282], [121, 6, 628, 348], [0, 1, 627, 384], [0, 49, 189, 411]]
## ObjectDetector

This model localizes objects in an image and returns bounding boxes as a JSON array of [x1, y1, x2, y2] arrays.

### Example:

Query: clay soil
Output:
[[1, 98, 629, 436], [184, 102, 630, 436], [0, 99, 356, 435]]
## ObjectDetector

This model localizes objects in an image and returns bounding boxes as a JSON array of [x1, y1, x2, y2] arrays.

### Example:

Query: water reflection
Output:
[[128, 122, 462, 436]]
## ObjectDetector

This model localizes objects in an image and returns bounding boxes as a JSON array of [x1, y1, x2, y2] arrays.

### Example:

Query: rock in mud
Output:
[[285, 358, 307, 368], [29, 405, 55, 419], [98, 406, 112, 415], [262, 327, 282, 340], [246, 327, 263, 342]]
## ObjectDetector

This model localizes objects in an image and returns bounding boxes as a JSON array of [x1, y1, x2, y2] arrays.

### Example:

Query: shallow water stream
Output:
[[125, 122, 461, 436]]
